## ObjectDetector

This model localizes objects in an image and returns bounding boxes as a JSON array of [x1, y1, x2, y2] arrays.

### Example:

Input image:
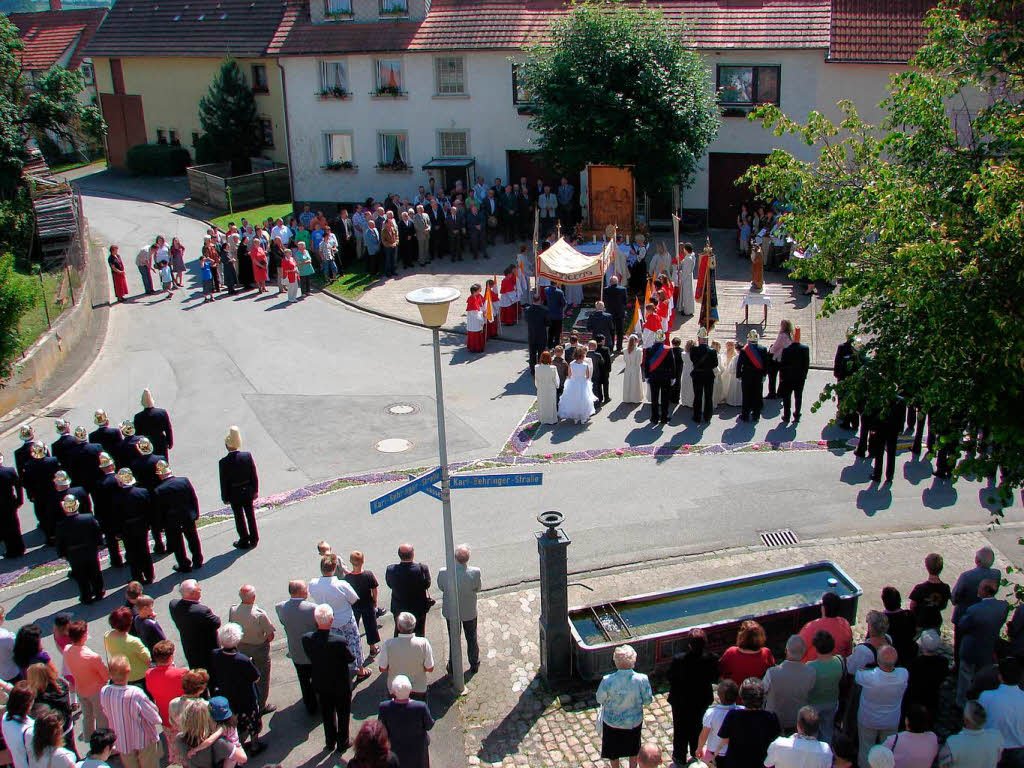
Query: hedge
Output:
[[125, 144, 192, 176]]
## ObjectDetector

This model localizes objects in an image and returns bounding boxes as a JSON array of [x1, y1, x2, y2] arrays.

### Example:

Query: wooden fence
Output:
[[187, 162, 290, 211]]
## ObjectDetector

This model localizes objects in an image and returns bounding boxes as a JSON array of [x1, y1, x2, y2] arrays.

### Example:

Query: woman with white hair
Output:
[[903, 629, 949, 722], [595, 644, 653, 768], [378, 675, 434, 768], [208, 623, 265, 755]]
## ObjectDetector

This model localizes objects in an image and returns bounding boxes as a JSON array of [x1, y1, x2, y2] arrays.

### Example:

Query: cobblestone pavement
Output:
[[456, 528, 1018, 767], [352, 229, 855, 367]]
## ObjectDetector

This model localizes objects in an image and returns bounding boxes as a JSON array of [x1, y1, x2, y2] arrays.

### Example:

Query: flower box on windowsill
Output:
[[323, 161, 357, 172], [376, 162, 412, 173], [371, 86, 407, 99], [516, 104, 536, 116], [317, 87, 351, 100], [324, 10, 354, 19]]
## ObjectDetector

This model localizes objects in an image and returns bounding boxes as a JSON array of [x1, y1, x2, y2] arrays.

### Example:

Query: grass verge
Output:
[[209, 203, 295, 231], [322, 265, 377, 300], [15, 266, 81, 355]]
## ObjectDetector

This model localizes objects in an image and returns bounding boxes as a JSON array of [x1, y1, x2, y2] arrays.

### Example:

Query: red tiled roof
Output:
[[828, 0, 934, 62], [85, 0, 289, 58], [270, 0, 833, 56], [8, 8, 107, 70]]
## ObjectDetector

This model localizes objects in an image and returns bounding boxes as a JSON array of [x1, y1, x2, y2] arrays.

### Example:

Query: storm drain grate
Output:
[[44, 407, 71, 418], [760, 529, 799, 548]]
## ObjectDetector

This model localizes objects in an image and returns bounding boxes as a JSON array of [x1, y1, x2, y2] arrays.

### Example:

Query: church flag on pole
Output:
[[628, 298, 644, 336]]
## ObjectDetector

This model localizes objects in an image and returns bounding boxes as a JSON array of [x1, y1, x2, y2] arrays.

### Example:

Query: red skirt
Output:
[[487, 319, 499, 338], [467, 330, 486, 352], [111, 270, 129, 299], [500, 304, 518, 325]]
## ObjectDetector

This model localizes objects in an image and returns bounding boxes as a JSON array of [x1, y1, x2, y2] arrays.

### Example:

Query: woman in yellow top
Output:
[[104, 606, 151, 688]]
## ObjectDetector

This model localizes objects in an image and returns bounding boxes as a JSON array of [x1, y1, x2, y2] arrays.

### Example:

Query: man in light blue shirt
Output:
[[352, 205, 367, 259], [363, 218, 381, 275]]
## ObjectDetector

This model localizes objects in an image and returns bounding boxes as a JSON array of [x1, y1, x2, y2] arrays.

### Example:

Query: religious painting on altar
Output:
[[587, 164, 635, 235]]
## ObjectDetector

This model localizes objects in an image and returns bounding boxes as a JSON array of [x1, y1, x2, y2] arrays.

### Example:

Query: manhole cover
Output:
[[386, 403, 418, 415], [45, 407, 71, 418], [759, 529, 799, 548], [375, 438, 413, 453]]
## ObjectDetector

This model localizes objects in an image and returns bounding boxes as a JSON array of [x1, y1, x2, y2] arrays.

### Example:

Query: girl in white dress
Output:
[[720, 341, 739, 405], [557, 348, 598, 423], [621, 334, 645, 404], [712, 341, 726, 404], [534, 351, 560, 424], [679, 339, 695, 407]]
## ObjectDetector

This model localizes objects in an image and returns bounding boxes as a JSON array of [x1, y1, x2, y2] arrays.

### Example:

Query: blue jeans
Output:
[[138, 265, 154, 294], [322, 257, 338, 280], [383, 247, 397, 276]]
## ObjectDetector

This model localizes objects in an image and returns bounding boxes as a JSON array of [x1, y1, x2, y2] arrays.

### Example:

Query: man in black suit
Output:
[[426, 199, 445, 261], [0, 451, 25, 559], [129, 437, 166, 554], [302, 604, 354, 752], [594, 338, 613, 404], [445, 204, 465, 262], [644, 331, 680, 425], [51, 419, 76, 468], [870, 396, 908, 484], [668, 336, 686, 406], [55, 494, 104, 604], [604, 276, 628, 352], [779, 338, 811, 423], [133, 388, 174, 459], [219, 426, 260, 549], [68, 427, 103, 492], [89, 409, 123, 458], [115, 468, 154, 583], [689, 328, 718, 424], [91, 452, 123, 568], [46, 470, 91, 548], [153, 460, 203, 572], [23, 442, 60, 543], [546, 283, 566, 349], [169, 579, 222, 670], [586, 302, 614, 347], [586, 341, 606, 404], [524, 295, 549, 375], [385, 543, 432, 637], [736, 330, 769, 422], [833, 328, 862, 430]]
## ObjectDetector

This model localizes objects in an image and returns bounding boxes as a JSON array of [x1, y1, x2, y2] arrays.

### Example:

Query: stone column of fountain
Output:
[[537, 511, 572, 681]]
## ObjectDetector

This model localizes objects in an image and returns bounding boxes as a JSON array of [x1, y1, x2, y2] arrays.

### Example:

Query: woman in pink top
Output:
[[766, 319, 794, 398], [61, 621, 109, 742], [799, 592, 854, 661], [882, 705, 939, 768]]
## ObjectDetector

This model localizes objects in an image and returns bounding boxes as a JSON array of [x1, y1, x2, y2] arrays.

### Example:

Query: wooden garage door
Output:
[[100, 93, 147, 169], [707, 152, 768, 228]]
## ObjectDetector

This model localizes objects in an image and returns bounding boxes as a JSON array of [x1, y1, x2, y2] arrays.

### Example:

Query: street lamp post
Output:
[[405, 286, 465, 693]]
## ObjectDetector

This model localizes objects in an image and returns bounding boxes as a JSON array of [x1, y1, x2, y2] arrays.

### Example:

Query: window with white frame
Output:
[[375, 59, 403, 92], [379, 0, 407, 14], [434, 56, 465, 95], [378, 131, 408, 167], [325, 0, 352, 14], [319, 61, 348, 94], [438, 130, 468, 157], [324, 132, 354, 165]]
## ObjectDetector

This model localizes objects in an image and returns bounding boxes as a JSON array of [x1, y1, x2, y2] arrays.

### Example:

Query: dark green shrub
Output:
[[0, 253, 36, 381], [125, 143, 192, 176]]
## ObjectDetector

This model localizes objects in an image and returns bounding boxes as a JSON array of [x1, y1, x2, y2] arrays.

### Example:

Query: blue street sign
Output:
[[449, 472, 543, 489], [369, 468, 442, 514]]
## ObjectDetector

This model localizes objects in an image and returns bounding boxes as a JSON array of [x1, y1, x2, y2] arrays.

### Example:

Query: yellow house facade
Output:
[[85, 0, 291, 168]]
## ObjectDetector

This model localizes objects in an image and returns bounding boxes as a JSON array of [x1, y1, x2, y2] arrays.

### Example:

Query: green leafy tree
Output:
[[0, 253, 37, 380], [743, 0, 1023, 503], [522, 2, 718, 195], [0, 15, 104, 194], [198, 58, 263, 174]]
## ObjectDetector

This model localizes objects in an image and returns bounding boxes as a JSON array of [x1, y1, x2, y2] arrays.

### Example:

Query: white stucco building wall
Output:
[[283, 45, 905, 217]]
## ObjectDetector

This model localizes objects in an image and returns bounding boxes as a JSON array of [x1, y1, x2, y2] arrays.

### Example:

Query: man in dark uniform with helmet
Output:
[[219, 426, 260, 549], [56, 494, 105, 603], [134, 388, 174, 459], [24, 444, 61, 545], [51, 418, 77, 468], [92, 452, 124, 568], [130, 437, 166, 554], [116, 468, 154, 584], [89, 409, 124, 457], [68, 427, 104, 492], [153, 460, 204, 572], [0, 451, 25, 558], [116, 420, 143, 470]]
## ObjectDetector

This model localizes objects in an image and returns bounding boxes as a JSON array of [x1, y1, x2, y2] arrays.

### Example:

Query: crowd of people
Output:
[[0, 533, 485, 767], [0, 390, 261, 604], [108, 174, 581, 307], [590, 545, 1024, 768]]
